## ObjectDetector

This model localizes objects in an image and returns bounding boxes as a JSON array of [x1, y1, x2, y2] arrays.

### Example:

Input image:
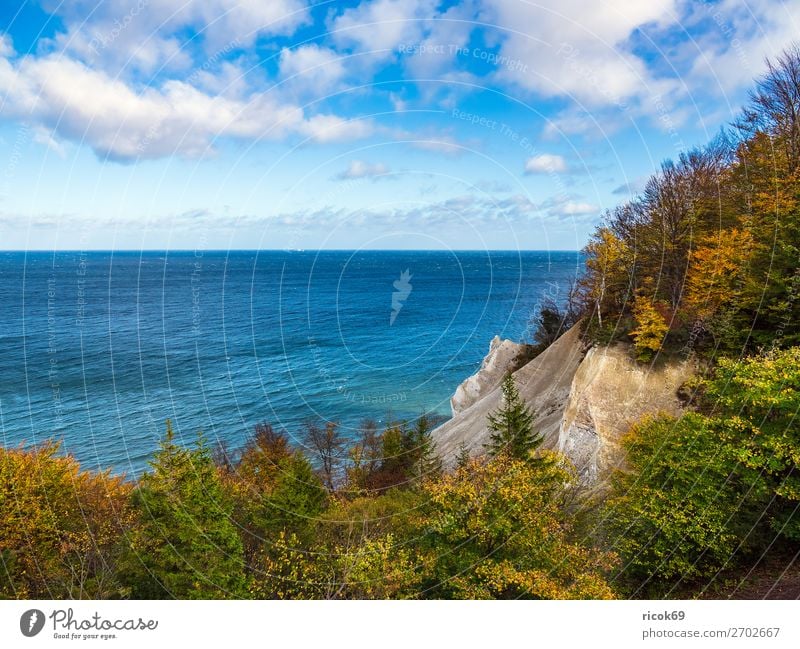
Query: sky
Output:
[[0, 0, 797, 250]]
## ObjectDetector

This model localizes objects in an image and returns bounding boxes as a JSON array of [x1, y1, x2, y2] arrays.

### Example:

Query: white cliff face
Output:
[[433, 324, 585, 466], [557, 344, 698, 484], [450, 336, 532, 415], [432, 324, 698, 486]]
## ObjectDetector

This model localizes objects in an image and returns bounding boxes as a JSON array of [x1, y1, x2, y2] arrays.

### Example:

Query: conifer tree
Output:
[[454, 442, 472, 470], [409, 414, 443, 482], [120, 421, 246, 599], [485, 374, 542, 461]]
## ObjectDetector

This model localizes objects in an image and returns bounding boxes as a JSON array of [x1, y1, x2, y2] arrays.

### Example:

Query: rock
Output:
[[433, 323, 585, 466], [432, 323, 699, 487], [558, 344, 698, 484], [450, 336, 533, 415]]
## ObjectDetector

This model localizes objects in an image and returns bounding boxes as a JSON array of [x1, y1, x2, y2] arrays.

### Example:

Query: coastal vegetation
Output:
[[0, 411, 613, 599], [4, 46, 800, 599]]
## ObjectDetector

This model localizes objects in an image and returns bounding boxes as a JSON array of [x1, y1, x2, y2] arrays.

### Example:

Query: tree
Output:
[[700, 347, 800, 540], [582, 225, 632, 331], [263, 453, 328, 539], [484, 373, 542, 461], [605, 413, 765, 596], [683, 227, 754, 350], [737, 45, 800, 174], [530, 280, 582, 352], [303, 421, 346, 492], [454, 442, 471, 469], [120, 421, 246, 599], [629, 295, 669, 361], [414, 454, 616, 599], [406, 414, 442, 483], [345, 419, 383, 494], [0, 442, 132, 598]]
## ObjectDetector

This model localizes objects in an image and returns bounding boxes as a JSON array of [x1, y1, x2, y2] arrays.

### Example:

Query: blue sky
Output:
[[0, 0, 797, 250]]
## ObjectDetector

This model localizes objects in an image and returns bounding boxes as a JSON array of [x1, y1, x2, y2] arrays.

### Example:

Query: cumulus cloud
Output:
[[683, 0, 800, 97], [279, 44, 347, 96], [482, 0, 679, 107], [334, 160, 391, 180], [524, 153, 568, 174], [0, 34, 14, 58], [330, 0, 438, 59], [0, 46, 373, 161], [45, 0, 311, 75], [548, 199, 598, 217]]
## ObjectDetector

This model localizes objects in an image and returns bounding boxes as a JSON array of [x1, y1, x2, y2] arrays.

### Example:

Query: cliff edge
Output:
[[432, 323, 585, 466], [432, 324, 698, 484]]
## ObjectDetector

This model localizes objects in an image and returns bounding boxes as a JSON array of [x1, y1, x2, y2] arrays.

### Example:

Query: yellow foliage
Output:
[[629, 296, 669, 360], [0, 442, 133, 598], [583, 228, 631, 323], [685, 227, 754, 320]]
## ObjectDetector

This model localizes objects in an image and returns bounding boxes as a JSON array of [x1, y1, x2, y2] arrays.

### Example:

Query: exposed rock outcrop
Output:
[[450, 336, 534, 415], [433, 324, 585, 466], [557, 344, 698, 484], [432, 324, 699, 486]]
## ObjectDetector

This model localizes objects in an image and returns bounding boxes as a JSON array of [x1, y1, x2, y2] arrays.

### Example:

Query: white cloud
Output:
[[524, 153, 568, 174], [0, 48, 373, 161], [480, 0, 681, 108], [45, 0, 311, 75], [334, 160, 391, 180], [279, 45, 347, 96], [331, 0, 438, 58], [549, 200, 598, 217], [0, 34, 14, 58], [684, 0, 800, 98], [32, 126, 67, 157], [300, 114, 374, 143]]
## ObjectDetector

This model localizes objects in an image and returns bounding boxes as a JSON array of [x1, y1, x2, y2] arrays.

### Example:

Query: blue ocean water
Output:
[[0, 250, 583, 474]]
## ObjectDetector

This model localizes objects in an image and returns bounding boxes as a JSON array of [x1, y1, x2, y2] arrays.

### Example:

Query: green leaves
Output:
[[607, 347, 800, 595], [485, 373, 543, 462], [120, 423, 246, 599], [606, 413, 763, 595]]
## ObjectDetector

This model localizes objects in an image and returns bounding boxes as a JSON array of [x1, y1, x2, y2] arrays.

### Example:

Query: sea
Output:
[[0, 250, 584, 475]]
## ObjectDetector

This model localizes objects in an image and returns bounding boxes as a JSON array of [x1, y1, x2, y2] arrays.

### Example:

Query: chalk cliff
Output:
[[432, 324, 585, 466], [450, 336, 534, 415], [432, 324, 698, 484]]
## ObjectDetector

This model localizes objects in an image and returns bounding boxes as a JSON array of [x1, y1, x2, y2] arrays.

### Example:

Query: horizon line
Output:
[[0, 248, 585, 253]]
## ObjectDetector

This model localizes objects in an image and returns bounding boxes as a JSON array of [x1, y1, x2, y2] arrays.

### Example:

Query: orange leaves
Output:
[[0, 442, 132, 598], [685, 227, 754, 321]]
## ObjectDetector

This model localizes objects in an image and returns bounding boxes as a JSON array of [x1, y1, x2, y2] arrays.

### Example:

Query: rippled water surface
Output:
[[0, 250, 583, 473]]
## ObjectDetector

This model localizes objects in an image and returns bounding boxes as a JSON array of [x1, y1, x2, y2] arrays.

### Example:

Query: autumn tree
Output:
[[582, 224, 632, 331], [414, 455, 616, 599], [605, 413, 765, 596], [629, 295, 669, 361], [700, 347, 800, 540], [303, 421, 346, 492], [0, 442, 132, 598]]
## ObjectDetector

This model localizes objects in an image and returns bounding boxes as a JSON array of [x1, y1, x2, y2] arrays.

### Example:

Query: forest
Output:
[[4, 45, 800, 600]]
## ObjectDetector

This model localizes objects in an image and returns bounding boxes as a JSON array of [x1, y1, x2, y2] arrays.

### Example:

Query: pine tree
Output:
[[409, 414, 443, 482], [455, 442, 472, 469], [120, 421, 246, 599], [484, 374, 542, 461]]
